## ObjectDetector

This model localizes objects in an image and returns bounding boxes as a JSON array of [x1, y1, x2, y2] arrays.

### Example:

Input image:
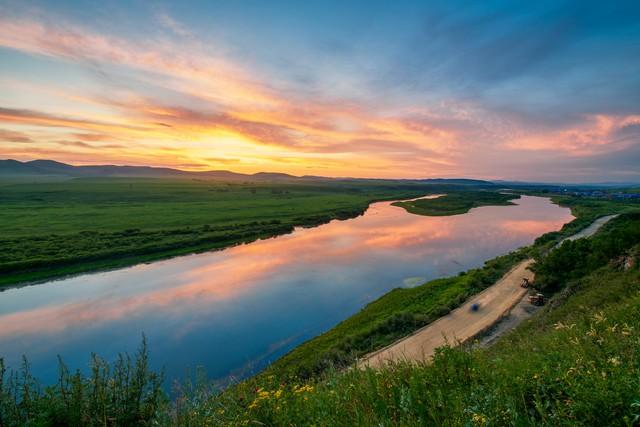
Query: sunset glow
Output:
[[1, 1, 639, 181]]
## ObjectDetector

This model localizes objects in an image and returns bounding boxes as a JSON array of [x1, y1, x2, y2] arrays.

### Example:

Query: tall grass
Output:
[[0, 338, 166, 426]]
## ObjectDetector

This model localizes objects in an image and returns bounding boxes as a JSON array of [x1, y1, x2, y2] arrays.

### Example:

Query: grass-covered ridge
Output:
[[392, 191, 518, 216]]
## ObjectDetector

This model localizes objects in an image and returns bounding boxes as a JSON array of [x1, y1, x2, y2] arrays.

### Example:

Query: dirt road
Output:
[[359, 259, 533, 368], [563, 215, 617, 242], [359, 215, 618, 368]]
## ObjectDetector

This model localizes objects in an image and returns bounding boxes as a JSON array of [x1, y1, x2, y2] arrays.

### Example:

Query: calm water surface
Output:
[[0, 195, 573, 385]]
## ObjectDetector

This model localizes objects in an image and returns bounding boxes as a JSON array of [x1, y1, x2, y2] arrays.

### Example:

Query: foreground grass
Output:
[[0, 177, 449, 287], [392, 191, 518, 216]]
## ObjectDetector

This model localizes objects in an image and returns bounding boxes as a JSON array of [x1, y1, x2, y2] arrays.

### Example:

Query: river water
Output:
[[0, 195, 573, 386]]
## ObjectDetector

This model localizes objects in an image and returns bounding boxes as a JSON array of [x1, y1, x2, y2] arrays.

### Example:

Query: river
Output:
[[0, 195, 573, 386]]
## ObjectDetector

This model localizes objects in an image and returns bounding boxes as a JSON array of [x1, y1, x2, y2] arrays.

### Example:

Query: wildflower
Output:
[[293, 384, 314, 394], [471, 413, 488, 426], [274, 389, 283, 399], [608, 357, 621, 367], [248, 401, 258, 410], [593, 311, 606, 323]]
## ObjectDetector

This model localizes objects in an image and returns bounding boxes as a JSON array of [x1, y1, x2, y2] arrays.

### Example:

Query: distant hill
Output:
[[0, 159, 296, 181], [0, 159, 498, 186]]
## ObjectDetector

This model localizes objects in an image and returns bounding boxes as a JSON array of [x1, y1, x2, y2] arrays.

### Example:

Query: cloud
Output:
[[0, 3, 638, 181], [0, 107, 149, 132], [0, 16, 278, 110], [71, 133, 112, 142], [155, 12, 191, 38], [0, 128, 32, 143]]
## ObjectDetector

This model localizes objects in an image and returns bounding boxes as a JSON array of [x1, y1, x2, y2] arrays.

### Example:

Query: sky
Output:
[[0, 0, 639, 182]]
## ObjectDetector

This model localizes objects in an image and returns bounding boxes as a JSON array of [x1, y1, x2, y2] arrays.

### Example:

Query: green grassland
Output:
[[0, 177, 452, 287], [392, 191, 518, 216]]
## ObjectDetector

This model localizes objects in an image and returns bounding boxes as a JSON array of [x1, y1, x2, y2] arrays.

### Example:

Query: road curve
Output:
[[358, 260, 533, 368], [358, 214, 618, 369]]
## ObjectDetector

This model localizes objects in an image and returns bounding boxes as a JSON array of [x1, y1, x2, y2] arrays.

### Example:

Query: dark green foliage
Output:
[[533, 213, 640, 291], [392, 191, 519, 216], [0, 339, 165, 427]]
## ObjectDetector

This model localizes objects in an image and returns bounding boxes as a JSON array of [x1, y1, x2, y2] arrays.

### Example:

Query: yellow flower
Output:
[[471, 413, 488, 426], [294, 384, 314, 394], [608, 357, 621, 366]]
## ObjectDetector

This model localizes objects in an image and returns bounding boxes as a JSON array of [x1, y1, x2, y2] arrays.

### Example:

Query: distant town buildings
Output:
[[556, 189, 640, 200]]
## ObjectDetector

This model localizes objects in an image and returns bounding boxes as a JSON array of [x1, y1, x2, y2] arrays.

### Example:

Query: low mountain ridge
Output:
[[0, 159, 497, 185]]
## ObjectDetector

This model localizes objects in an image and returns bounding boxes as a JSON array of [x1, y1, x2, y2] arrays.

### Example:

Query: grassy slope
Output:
[[392, 191, 518, 216], [0, 177, 446, 287]]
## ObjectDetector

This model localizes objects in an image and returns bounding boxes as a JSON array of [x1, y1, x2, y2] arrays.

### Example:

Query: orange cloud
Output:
[[505, 114, 640, 155]]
